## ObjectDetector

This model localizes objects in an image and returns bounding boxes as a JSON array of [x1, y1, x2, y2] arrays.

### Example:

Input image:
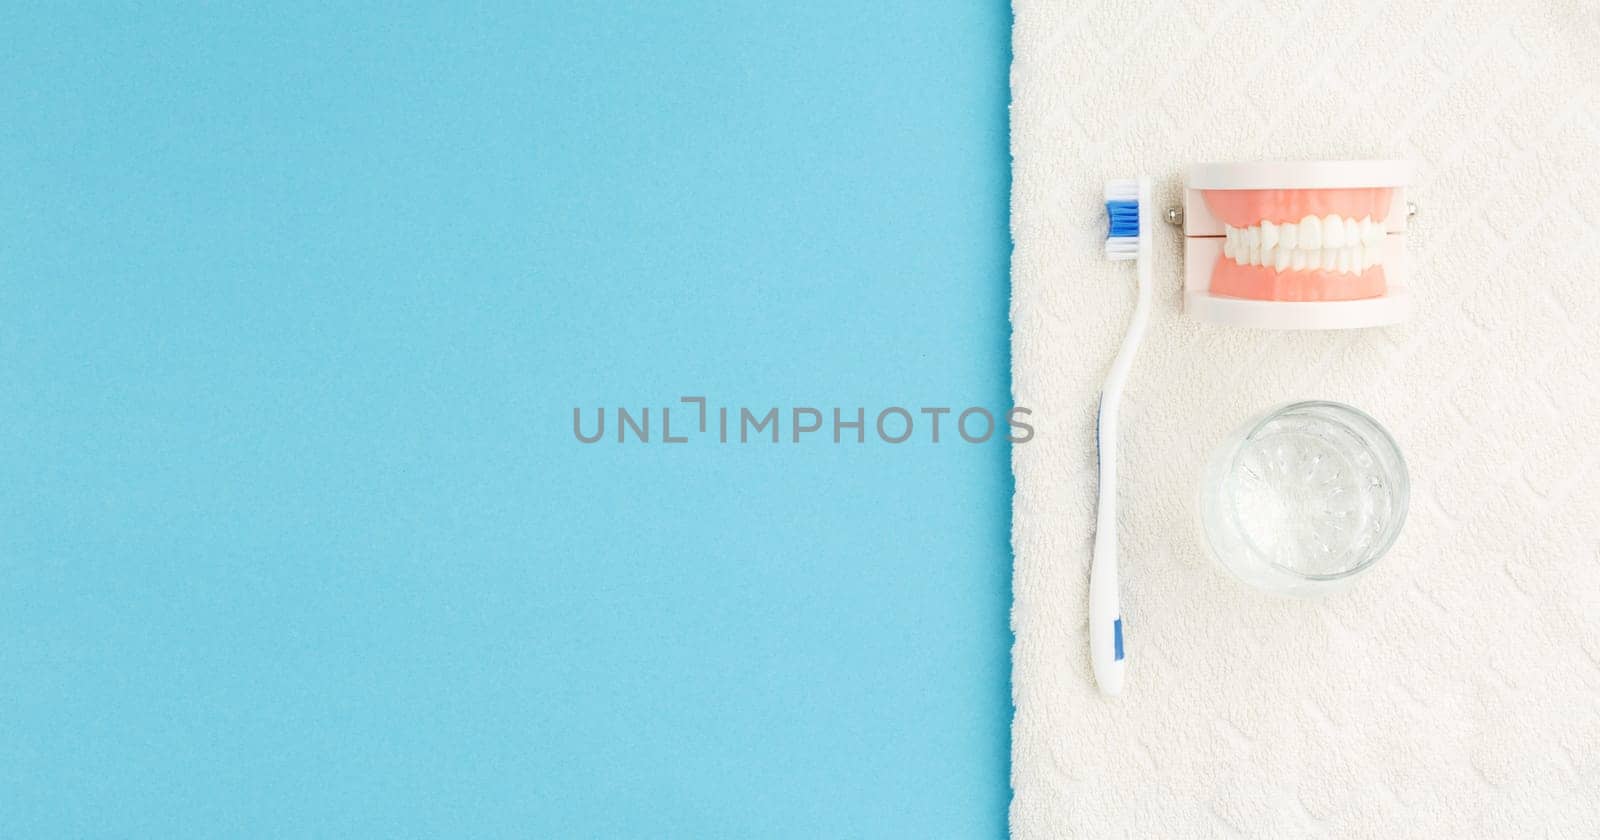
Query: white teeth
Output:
[[1221, 215, 1385, 274], [1322, 214, 1344, 248], [1300, 216, 1322, 250]]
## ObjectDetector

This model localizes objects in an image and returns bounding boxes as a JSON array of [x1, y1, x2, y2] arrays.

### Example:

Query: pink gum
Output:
[[1210, 256, 1386, 301], [1201, 188, 1396, 227]]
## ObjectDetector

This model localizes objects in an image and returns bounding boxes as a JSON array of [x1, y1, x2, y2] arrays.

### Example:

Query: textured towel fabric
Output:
[[1009, 2, 1600, 837]]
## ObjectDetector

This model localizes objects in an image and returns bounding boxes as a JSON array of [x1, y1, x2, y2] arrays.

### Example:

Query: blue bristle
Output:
[[1106, 200, 1139, 238]]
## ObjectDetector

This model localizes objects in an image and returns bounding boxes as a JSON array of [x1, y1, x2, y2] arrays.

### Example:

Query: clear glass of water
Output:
[[1198, 400, 1409, 596]]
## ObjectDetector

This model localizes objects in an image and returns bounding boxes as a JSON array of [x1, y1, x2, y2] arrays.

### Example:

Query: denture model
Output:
[[1183, 161, 1411, 329]]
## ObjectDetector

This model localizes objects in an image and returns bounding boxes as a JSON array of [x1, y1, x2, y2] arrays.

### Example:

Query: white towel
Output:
[[1009, 2, 1600, 836]]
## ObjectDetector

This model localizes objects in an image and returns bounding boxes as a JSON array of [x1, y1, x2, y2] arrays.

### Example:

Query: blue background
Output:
[[2, 3, 1012, 836]]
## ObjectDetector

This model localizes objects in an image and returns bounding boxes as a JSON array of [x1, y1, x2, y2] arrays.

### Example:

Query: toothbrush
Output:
[[1092, 176, 1152, 697]]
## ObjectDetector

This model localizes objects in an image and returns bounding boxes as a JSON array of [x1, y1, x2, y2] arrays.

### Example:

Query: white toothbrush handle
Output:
[[1091, 176, 1152, 697], [1090, 400, 1126, 696]]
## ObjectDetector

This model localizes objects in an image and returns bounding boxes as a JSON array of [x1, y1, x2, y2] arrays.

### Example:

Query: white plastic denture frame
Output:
[[1182, 160, 1412, 330]]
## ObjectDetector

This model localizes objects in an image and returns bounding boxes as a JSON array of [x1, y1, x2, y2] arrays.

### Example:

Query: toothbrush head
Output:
[[1104, 179, 1141, 261]]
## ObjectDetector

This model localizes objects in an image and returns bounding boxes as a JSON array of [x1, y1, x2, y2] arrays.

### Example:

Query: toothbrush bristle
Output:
[[1105, 178, 1140, 260], [1104, 179, 1139, 201], [1104, 239, 1138, 260]]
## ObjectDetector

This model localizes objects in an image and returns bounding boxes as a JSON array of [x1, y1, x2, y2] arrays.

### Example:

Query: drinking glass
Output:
[[1198, 400, 1409, 596]]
